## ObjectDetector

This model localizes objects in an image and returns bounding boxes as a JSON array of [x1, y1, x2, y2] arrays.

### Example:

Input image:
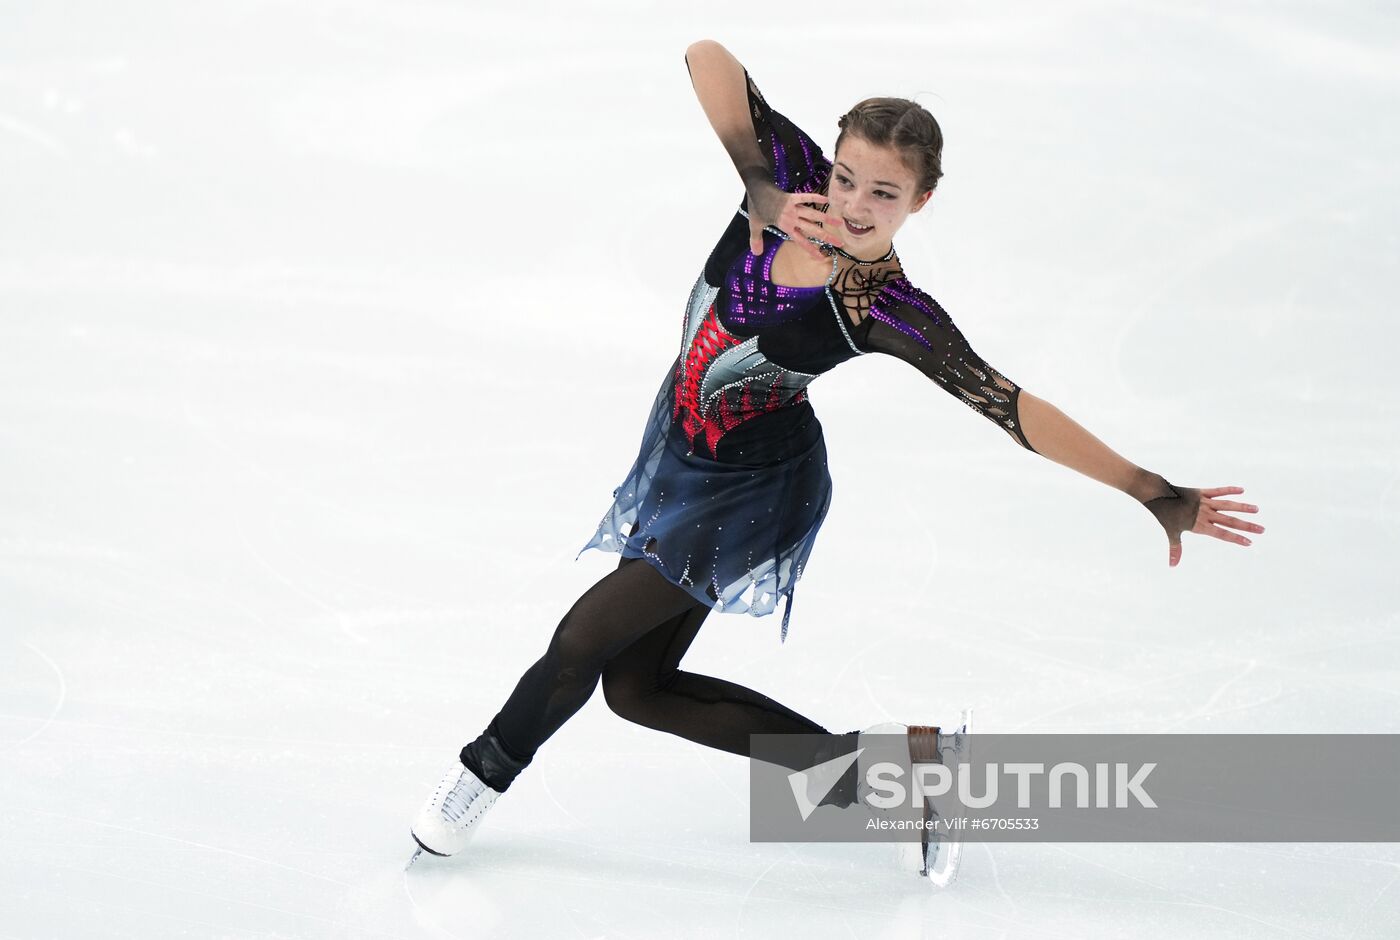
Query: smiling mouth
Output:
[[844, 219, 874, 235]]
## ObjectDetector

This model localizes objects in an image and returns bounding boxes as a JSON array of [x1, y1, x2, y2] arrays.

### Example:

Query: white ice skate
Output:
[[857, 706, 973, 888], [406, 758, 502, 869], [915, 706, 972, 887]]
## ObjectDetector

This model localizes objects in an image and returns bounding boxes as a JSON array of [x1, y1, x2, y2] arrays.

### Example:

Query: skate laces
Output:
[[440, 769, 487, 825]]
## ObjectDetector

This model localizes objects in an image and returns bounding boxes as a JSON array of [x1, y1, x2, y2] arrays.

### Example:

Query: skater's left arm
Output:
[[1007, 393, 1263, 566], [861, 282, 1264, 566]]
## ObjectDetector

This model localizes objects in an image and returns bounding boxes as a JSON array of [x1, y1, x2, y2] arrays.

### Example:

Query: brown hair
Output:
[[835, 97, 944, 196]]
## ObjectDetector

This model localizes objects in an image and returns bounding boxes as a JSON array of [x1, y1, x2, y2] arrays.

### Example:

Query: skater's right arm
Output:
[[684, 40, 843, 258]]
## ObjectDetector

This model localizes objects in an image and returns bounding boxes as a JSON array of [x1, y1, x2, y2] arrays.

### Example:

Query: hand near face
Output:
[[745, 180, 845, 260]]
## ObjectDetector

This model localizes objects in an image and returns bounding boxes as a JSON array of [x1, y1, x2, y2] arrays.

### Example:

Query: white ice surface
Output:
[[2, 1, 1398, 937]]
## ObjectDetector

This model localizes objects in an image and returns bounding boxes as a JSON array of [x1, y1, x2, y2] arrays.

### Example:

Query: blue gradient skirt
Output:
[[576, 362, 832, 643]]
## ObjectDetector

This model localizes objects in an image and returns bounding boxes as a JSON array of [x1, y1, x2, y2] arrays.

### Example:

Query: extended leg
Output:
[[599, 573, 861, 804], [600, 601, 830, 752]]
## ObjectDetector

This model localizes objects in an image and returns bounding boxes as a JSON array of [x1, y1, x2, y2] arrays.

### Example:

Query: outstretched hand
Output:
[[1142, 484, 1264, 567], [745, 179, 845, 260]]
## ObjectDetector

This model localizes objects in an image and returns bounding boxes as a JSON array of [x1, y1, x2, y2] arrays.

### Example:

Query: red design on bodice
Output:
[[671, 301, 807, 458]]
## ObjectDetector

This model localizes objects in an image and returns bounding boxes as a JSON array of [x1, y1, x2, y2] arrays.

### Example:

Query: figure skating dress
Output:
[[577, 69, 1037, 642]]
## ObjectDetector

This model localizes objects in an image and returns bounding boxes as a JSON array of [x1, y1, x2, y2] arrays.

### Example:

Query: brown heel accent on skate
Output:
[[907, 725, 941, 763], [906, 725, 942, 878]]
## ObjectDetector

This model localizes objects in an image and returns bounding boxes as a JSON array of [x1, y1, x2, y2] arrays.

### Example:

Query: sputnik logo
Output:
[[787, 747, 865, 821]]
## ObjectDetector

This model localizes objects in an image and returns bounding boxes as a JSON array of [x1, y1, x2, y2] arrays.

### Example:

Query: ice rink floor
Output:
[[2, 1, 1398, 937]]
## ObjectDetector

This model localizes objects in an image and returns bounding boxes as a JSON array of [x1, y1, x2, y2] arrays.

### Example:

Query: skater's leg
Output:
[[462, 555, 703, 791], [599, 583, 862, 805], [600, 602, 828, 749]]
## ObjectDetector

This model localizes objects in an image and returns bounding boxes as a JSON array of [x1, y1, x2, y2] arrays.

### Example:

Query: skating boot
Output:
[[407, 759, 500, 867], [406, 717, 532, 869], [856, 706, 973, 887]]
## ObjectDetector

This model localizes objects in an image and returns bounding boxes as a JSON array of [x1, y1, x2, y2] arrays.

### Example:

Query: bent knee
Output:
[[548, 610, 617, 676], [600, 666, 666, 721]]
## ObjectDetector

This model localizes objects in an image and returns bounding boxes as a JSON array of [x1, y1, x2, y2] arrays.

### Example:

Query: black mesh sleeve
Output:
[[742, 69, 832, 196], [861, 278, 1037, 453]]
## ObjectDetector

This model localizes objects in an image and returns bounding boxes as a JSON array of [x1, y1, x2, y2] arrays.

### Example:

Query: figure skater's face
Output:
[[824, 135, 932, 258]]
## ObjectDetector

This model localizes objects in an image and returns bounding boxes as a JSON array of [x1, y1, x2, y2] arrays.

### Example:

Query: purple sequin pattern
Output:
[[865, 277, 947, 346], [722, 238, 826, 331]]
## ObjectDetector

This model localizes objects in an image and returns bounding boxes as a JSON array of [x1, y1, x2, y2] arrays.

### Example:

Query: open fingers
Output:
[[1204, 510, 1263, 538], [1200, 485, 1246, 498], [789, 216, 843, 250], [1198, 520, 1253, 546], [1206, 498, 1259, 514], [1200, 485, 1264, 539], [789, 226, 831, 261], [793, 214, 842, 253], [798, 201, 846, 232], [788, 194, 844, 246]]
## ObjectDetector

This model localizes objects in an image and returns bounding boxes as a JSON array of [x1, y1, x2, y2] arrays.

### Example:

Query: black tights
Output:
[[461, 546, 857, 800]]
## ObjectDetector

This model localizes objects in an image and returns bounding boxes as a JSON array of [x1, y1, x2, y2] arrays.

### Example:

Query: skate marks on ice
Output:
[[1, 642, 67, 749]]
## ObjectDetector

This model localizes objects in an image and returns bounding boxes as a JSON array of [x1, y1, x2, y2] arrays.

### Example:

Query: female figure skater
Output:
[[406, 40, 1264, 878]]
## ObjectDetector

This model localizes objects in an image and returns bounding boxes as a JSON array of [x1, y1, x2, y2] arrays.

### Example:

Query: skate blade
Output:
[[404, 846, 423, 871], [924, 837, 963, 888]]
